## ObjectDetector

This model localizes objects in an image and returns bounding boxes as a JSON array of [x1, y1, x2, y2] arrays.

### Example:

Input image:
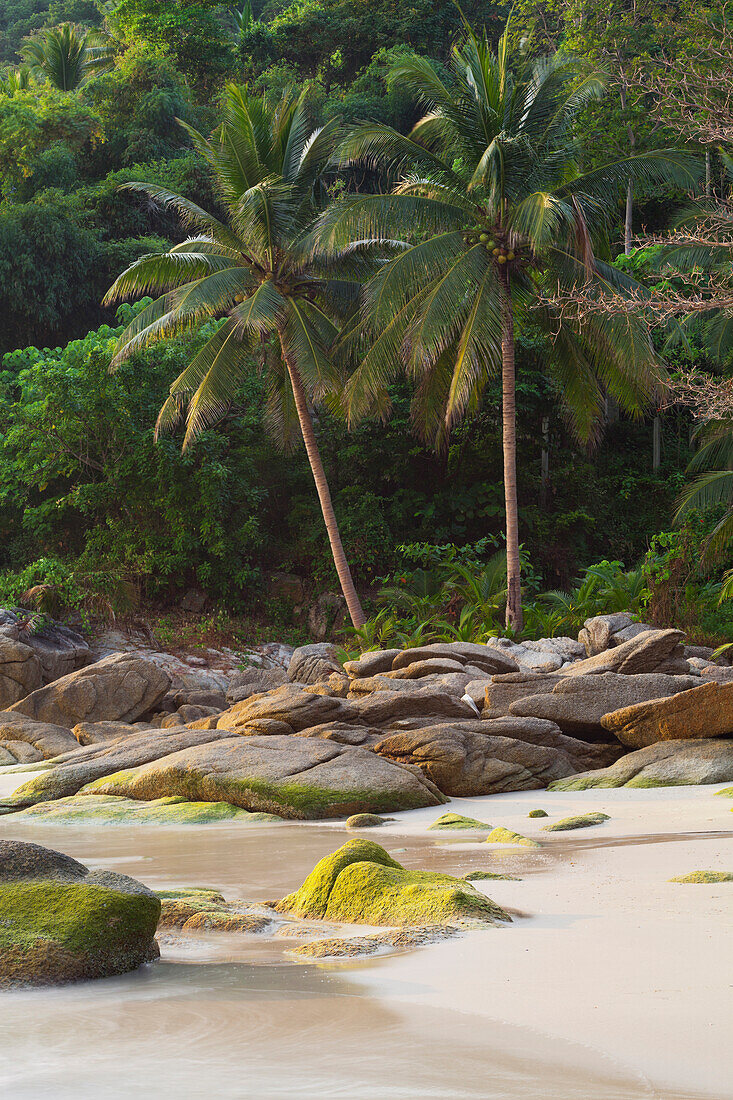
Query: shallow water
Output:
[[0, 808, 717, 1100]]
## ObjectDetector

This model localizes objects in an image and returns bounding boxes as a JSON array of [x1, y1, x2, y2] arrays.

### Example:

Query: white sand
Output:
[[1, 764, 731, 1096], [346, 784, 733, 1099]]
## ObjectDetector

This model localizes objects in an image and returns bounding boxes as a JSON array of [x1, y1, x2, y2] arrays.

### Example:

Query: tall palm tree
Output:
[[21, 23, 113, 91], [315, 23, 699, 630], [103, 85, 366, 628]]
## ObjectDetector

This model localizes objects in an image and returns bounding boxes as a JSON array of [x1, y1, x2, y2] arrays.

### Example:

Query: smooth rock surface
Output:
[[215, 684, 355, 732]]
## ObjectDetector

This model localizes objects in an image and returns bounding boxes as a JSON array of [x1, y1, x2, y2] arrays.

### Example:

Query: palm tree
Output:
[[21, 23, 113, 91], [103, 85, 367, 628], [315, 23, 699, 630]]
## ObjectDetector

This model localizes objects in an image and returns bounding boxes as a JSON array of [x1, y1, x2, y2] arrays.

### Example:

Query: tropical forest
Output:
[[0, 2, 731, 1097]]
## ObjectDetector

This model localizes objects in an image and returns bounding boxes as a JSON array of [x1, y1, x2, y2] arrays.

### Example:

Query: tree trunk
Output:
[[705, 147, 712, 198], [624, 178, 633, 256], [499, 270, 523, 633], [283, 353, 366, 630]]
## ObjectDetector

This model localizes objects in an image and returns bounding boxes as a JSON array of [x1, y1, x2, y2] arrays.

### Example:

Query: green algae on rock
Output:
[[541, 812, 610, 832], [10, 794, 283, 826], [82, 735, 445, 820], [427, 812, 492, 831], [275, 839, 511, 926], [462, 871, 522, 881], [484, 827, 541, 848], [669, 871, 733, 883], [0, 839, 160, 986], [345, 813, 392, 828], [528, 809, 549, 818], [549, 739, 733, 791], [156, 887, 274, 933]]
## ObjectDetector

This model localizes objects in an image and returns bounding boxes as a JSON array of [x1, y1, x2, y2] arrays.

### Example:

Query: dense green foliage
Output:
[[0, 0, 730, 640]]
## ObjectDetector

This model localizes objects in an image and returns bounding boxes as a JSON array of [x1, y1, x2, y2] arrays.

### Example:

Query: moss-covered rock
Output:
[[527, 809, 548, 818], [462, 871, 521, 881], [275, 839, 511, 926], [541, 812, 610, 832], [714, 786, 733, 797], [155, 887, 273, 933], [669, 871, 733, 883], [0, 839, 160, 985], [11, 794, 282, 826], [484, 827, 541, 848], [427, 812, 492, 831], [345, 813, 392, 828]]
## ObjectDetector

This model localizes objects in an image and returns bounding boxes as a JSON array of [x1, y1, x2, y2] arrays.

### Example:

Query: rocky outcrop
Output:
[[215, 683, 355, 732], [390, 642, 519, 676], [287, 643, 342, 685], [0, 634, 43, 707], [601, 680, 733, 749], [225, 668, 289, 703], [508, 672, 699, 735], [482, 673, 566, 718], [562, 629, 686, 676], [374, 720, 618, 796], [275, 839, 511, 925], [0, 839, 160, 985], [83, 734, 446, 819], [343, 649, 402, 678], [7, 653, 171, 729], [549, 738, 733, 789], [354, 687, 476, 725], [0, 712, 78, 759]]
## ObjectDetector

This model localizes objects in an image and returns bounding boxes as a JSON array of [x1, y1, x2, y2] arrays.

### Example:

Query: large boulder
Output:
[[7, 653, 171, 729], [287, 643, 342, 685], [215, 683, 356, 732], [563, 629, 686, 676], [482, 673, 566, 718], [225, 668, 289, 704], [83, 734, 446, 819], [508, 672, 700, 736], [601, 680, 733, 749], [0, 634, 43, 707], [0, 839, 160, 986], [577, 613, 636, 656], [549, 738, 733, 790], [343, 649, 402, 678], [0, 611, 91, 704], [0, 727, 234, 810], [274, 839, 510, 926], [0, 741, 44, 765], [390, 643, 519, 676], [0, 712, 78, 759], [354, 687, 476, 726], [374, 719, 618, 796], [485, 637, 565, 672]]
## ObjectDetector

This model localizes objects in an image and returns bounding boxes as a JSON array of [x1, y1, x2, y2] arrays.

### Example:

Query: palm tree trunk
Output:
[[284, 355, 366, 630], [499, 269, 523, 632]]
